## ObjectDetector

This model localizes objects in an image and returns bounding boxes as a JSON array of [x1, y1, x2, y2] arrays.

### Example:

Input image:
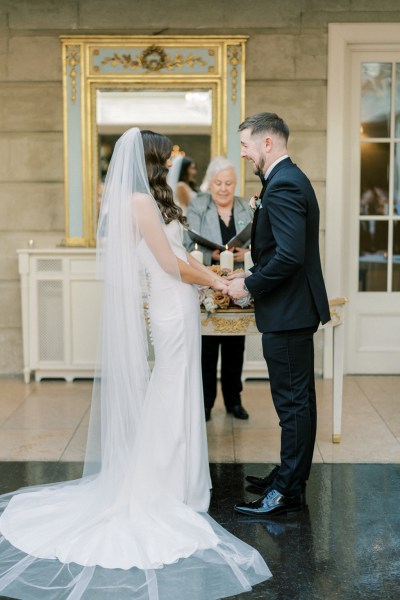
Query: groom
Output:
[[228, 112, 330, 517]]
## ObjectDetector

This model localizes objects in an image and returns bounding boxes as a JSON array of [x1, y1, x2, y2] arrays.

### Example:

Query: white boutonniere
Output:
[[249, 195, 261, 213]]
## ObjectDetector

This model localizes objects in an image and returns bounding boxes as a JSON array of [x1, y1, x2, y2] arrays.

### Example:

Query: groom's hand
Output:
[[225, 270, 247, 281], [212, 277, 229, 294], [228, 278, 248, 300]]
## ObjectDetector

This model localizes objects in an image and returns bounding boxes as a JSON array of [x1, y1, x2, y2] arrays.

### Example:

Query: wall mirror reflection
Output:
[[96, 88, 213, 220], [61, 36, 247, 246]]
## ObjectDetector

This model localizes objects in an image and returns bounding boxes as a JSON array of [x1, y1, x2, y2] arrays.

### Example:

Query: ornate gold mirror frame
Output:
[[61, 35, 247, 247]]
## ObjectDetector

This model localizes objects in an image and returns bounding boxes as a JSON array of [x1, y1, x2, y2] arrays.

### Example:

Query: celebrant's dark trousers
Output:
[[262, 326, 318, 497], [201, 335, 245, 411]]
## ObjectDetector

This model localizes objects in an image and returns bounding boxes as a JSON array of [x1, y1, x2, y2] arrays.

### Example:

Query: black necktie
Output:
[[259, 169, 272, 193], [259, 177, 269, 200], [251, 177, 267, 252]]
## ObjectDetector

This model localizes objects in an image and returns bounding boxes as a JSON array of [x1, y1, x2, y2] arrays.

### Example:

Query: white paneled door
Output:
[[326, 26, 400, 375], [346, 54, 400, 373]]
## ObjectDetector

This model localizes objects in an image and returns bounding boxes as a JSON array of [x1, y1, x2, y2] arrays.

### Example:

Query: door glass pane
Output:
[[394, 143, 400, 217], [359, 220, 388, 291], [395, 63, 400, 136], [361, 63, 392, 138], [393, 220, 400, 291], [360, 143, 390, 215]]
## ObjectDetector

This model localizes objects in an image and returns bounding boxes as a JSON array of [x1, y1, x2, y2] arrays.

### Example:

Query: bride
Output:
[[0, 128, 271, 599]]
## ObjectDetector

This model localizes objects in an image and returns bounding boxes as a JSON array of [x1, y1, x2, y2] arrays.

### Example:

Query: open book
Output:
[[187, 222, 252, 252]]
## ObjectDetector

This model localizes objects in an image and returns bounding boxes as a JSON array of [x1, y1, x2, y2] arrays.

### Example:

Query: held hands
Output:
[[225, 270, 246, 281], [225, 269, 249, 299], [211, 276, 229, 293], [227, 277, 249, 300], [210, 272, 252, 304]]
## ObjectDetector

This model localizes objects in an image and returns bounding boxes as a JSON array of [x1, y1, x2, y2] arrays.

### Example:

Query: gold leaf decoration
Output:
[[66, 45, 80, 104], [140, 46, 167, 71], [171, 144, 186, 158], [101, 45, 207, 73], [227, 45, 242, 103], [202, 316, 254, 334]]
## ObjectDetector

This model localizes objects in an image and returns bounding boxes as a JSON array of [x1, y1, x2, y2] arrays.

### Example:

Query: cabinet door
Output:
[[70, 279, 103, 366], [34, 258, 65, 366]]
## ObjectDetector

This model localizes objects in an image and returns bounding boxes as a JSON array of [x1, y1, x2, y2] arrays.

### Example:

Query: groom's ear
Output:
[[263, 135, 273, 153]]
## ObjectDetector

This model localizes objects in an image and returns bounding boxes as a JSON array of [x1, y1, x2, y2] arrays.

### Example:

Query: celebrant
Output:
[[184, 156, 252, 421]]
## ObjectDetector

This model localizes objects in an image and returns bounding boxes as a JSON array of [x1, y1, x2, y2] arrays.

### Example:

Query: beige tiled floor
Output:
[[0, 376, 399, 463]]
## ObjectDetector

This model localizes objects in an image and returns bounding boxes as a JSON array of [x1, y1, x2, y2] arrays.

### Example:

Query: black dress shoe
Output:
[[226, 405, 249, 420], [246, 468, 307, 505], [246, 465, 280, 490], [234, 488, 302, 517], [205, 408, 211, 422]]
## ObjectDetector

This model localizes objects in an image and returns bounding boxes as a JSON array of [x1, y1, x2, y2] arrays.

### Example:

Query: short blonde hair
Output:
[[200, 156, 237, 192]]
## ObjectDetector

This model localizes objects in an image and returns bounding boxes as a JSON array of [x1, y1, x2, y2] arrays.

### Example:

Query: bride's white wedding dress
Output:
[[0, 129, 271, 599]]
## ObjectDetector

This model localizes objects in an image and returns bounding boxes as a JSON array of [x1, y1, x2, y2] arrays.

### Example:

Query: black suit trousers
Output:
[[201, 336, 245, 410], [262, 326, 318, 496]]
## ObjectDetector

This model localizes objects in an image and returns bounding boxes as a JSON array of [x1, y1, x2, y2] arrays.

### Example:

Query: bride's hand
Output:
[[211, 277, 229, 293], [225, 270, 246, 281]]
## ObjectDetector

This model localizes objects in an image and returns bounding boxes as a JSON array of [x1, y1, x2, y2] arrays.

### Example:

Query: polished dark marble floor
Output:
[[0, 462, 399, 600]]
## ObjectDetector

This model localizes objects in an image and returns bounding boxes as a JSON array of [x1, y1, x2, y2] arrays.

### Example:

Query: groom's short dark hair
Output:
[[238, 112, 289, 143]]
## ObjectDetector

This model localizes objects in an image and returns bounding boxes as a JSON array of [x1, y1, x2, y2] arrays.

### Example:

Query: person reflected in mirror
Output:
[[167, 155, 198, 216], [184, 157, 252, 422], [176, 156, 198, 214]]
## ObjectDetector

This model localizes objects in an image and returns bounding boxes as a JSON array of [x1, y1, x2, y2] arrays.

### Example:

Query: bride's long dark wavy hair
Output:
[[140, 130, 186, 226]]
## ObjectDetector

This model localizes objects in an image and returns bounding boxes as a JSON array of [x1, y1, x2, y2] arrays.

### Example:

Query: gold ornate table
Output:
[[201, 309, 258, 336], [201, 297, 348, 444]]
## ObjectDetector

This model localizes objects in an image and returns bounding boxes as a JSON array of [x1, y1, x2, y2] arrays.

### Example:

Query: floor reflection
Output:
[[0, 462, 399, 599]]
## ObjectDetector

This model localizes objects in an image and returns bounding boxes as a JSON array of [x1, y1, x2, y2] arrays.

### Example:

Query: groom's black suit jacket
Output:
[[245, 157, 330, 333]]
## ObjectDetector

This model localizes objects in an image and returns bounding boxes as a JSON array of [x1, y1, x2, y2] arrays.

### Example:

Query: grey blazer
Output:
[[184, 192, 253, 266]]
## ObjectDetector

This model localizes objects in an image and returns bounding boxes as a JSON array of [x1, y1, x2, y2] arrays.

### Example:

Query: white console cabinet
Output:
[[18, 249, 270, 383], [18, 249, 102, 382]]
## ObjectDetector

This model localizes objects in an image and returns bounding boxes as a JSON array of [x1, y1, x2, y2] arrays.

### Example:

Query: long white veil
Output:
[[84, 127, 179, 480]]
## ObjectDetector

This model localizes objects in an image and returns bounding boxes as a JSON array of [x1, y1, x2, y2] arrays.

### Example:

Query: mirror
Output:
[[96, 88, 213, 217], [61, 36, 247, 246]]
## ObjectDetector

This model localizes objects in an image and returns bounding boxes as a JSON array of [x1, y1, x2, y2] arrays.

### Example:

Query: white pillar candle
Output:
[[190, 243, 204, 264], [244, 249, 253, 271], [220, 245, 234, 272]]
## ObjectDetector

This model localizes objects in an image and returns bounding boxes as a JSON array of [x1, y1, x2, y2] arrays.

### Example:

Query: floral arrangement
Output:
[[249, 194, 261, 212], [198, 265, 254, 314]]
